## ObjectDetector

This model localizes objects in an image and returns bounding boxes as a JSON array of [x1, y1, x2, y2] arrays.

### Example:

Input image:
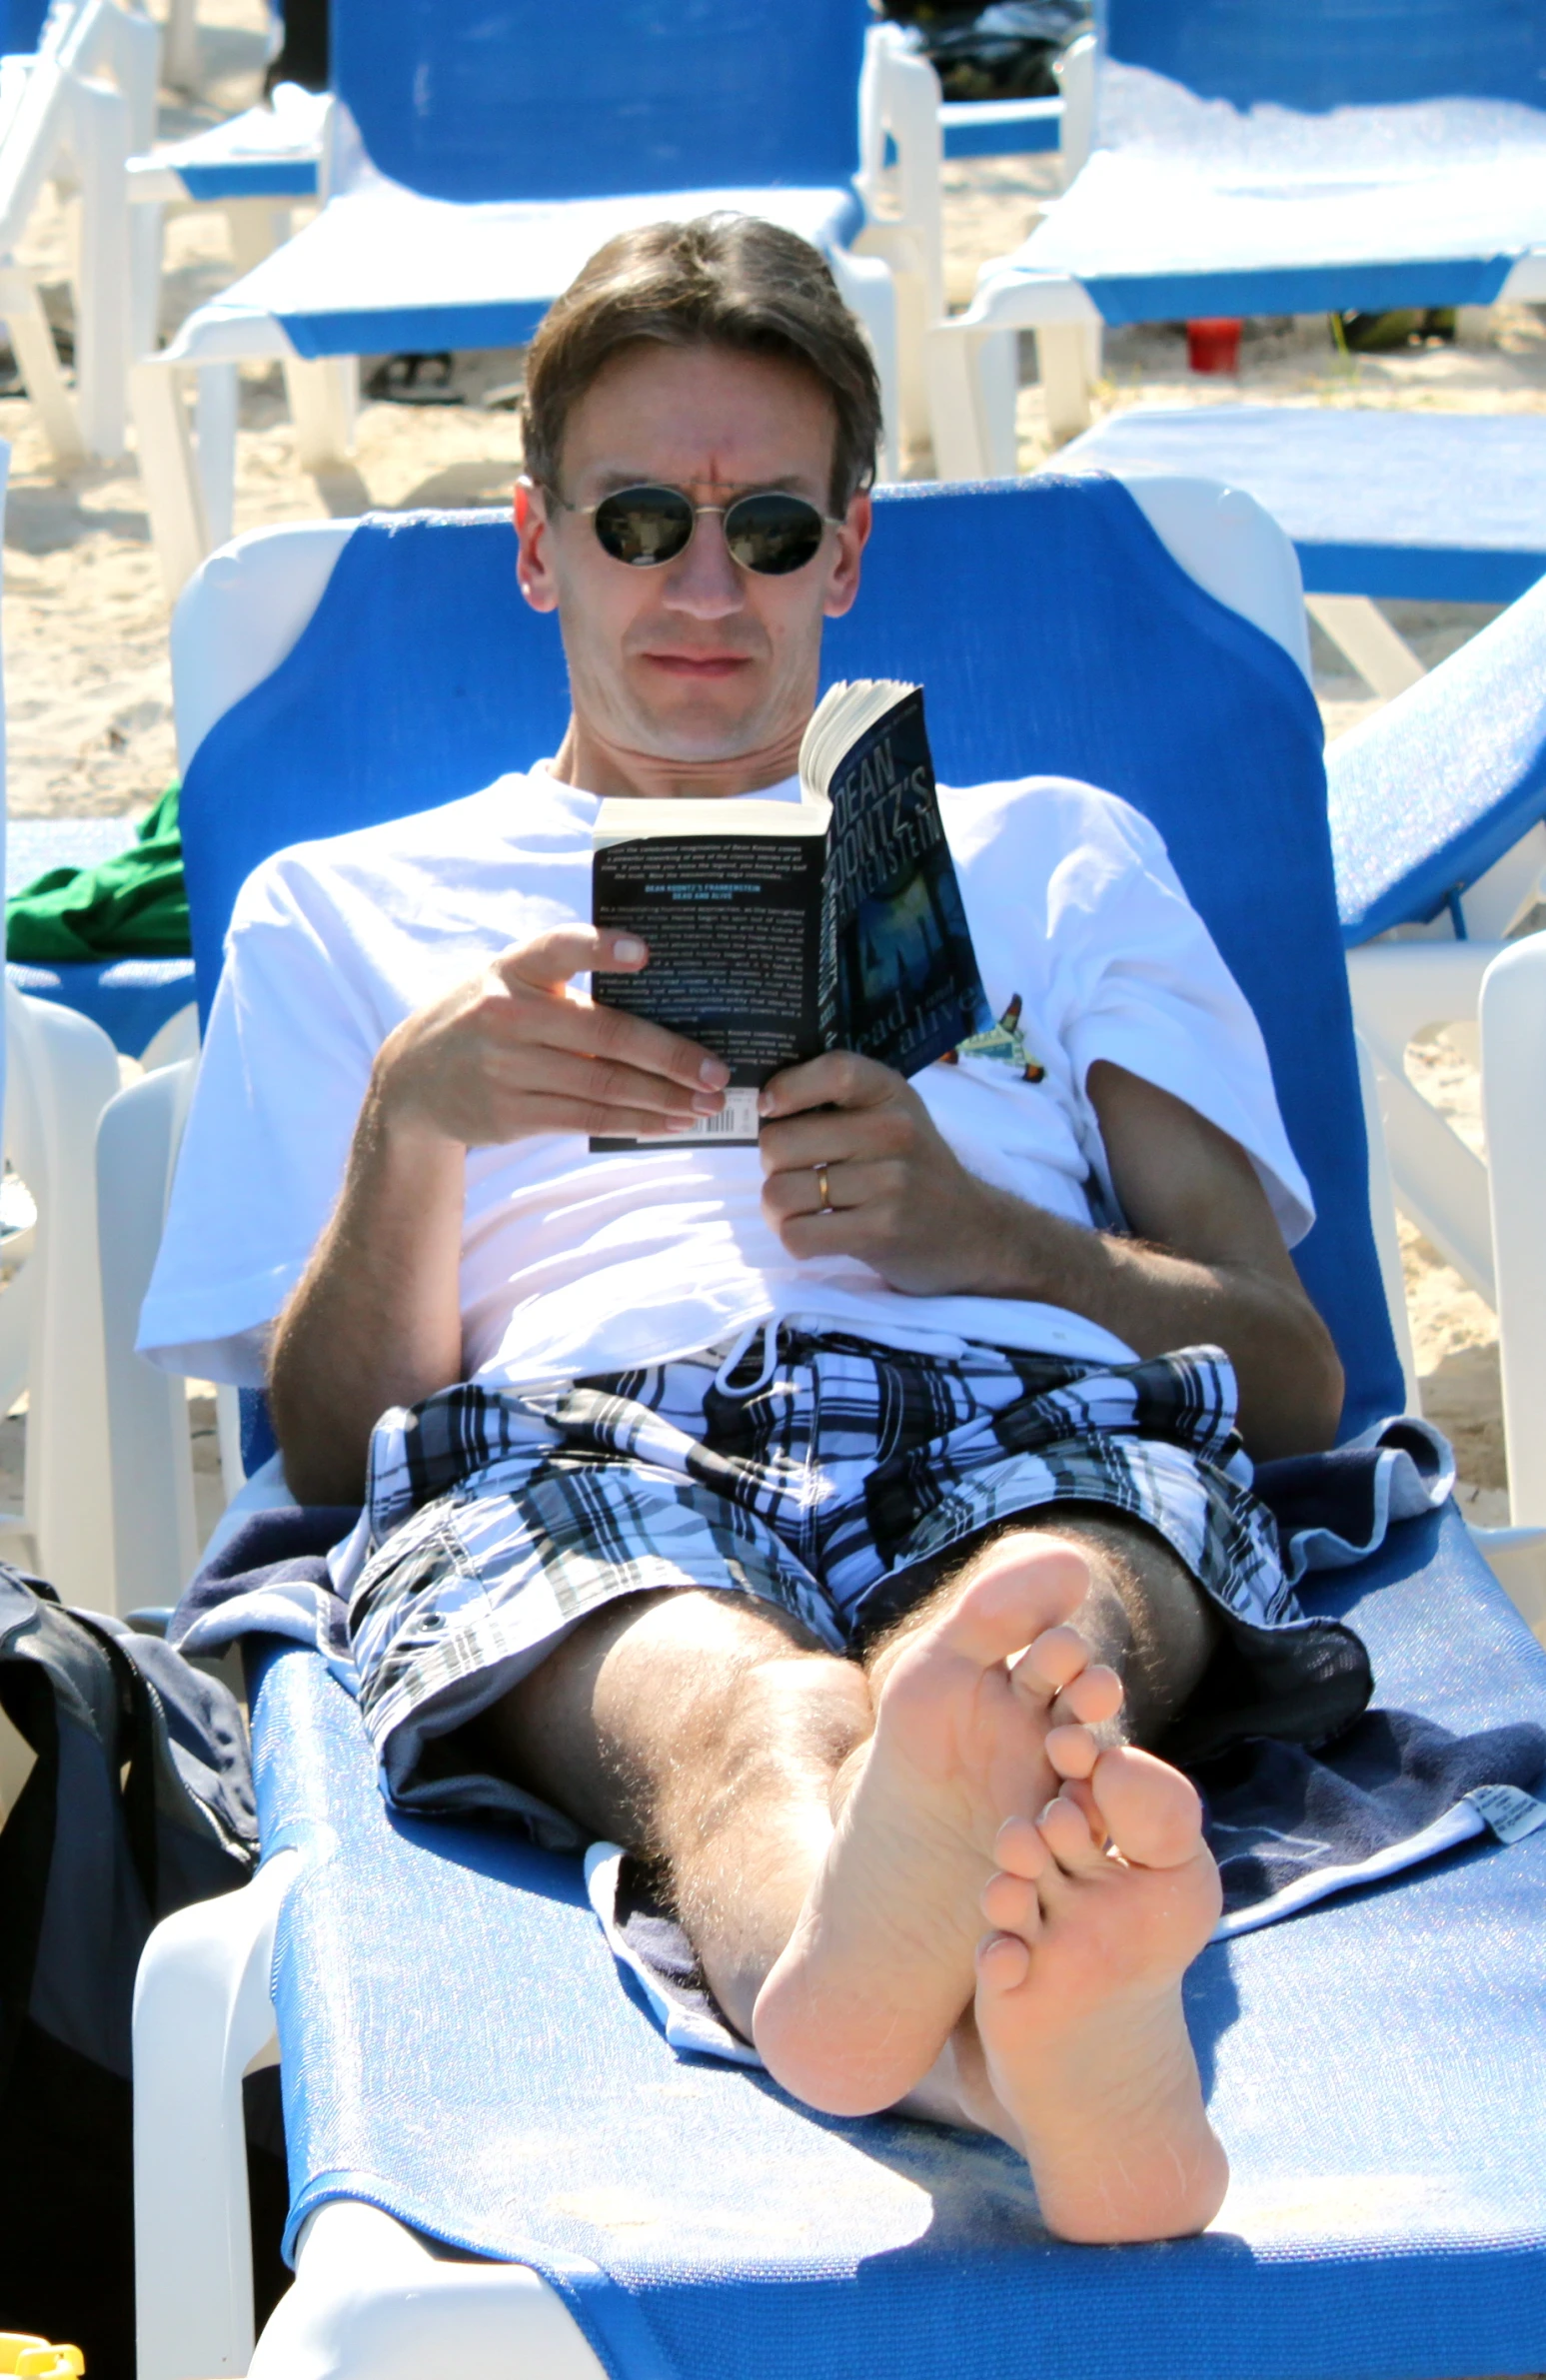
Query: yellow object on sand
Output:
[[0, 2336, 84, 2376]]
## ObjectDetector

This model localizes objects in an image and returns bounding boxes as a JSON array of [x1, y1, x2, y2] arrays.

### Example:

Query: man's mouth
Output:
[[640, 651, 754, 679]]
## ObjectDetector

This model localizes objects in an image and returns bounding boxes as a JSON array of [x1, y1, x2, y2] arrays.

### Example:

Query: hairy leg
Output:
[[464, 1586, 872, 2034]]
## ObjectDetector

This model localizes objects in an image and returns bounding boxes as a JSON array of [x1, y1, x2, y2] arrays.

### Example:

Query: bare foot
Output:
[[974, 1740, 1227, 2243], [753, 1535, 1122, 2116]]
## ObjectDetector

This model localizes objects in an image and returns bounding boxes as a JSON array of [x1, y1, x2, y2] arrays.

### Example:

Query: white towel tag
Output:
[[1464, 1783, 1546, 1844]]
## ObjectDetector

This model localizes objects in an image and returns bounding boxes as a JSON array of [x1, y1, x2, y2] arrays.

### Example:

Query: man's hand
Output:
[[758, 1051, 1009, 1294], [270, 926, 730, 1502], [758, 1051, 1344, 1460], [373, 925, 730, 1148]]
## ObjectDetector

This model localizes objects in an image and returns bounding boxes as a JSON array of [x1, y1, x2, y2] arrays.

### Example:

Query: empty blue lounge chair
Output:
[[1053, 405, 1546, 698], [925, 0, 1546, 466], [131, 0, 906, 597]]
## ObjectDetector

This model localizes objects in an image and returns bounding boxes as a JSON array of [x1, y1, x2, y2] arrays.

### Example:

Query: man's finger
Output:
[[759, 1049, 900, 1119], [759, 1104, 909, 1178], [495, 930, 730, 1089], [497, 925, 642, 993], [491, 1042, 724, 1121], [480, 1093, 710, 1146], [762, 1156, 900, 1219]]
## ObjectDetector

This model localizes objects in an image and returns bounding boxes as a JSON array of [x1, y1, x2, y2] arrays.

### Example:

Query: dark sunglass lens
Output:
[[593, 487, 696, 567], [724, 493, 825, 575]]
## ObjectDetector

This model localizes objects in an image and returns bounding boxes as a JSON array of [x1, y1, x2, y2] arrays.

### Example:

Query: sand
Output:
[[0, 14, 1537, 1526]]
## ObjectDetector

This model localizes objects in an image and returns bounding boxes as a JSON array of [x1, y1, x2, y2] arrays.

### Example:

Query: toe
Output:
[[1036, 1787, 1106, 1873], [1012, 1622, 1090, 1701], [993, 1812, 1048, 1878], [976, 1929, 1032, 1993], [1045, 1721, 1099, 1782], [1089, 1747, 1204, 1870], [933, 1541, 1091, 1671], [981, 1867, 1042, 1933], [1051, 1663, 1123, 1730]]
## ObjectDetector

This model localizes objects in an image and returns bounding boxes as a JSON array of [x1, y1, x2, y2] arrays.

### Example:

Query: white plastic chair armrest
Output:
[[859, 22, 944, 320], [248, 2201, 608, 2380], [1054, 33, 1096, 184], [1480, 933, 1546, 1528], [97, 1057, 201, 1608], [134, 1846, 299, 2380]]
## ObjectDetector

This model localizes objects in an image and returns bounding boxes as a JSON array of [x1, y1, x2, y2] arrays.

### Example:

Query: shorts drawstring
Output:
[[712, 1317, 779, 1398]]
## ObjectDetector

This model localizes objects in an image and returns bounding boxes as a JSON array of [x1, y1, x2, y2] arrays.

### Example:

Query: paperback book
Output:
[[590, 678, 991, 1148]]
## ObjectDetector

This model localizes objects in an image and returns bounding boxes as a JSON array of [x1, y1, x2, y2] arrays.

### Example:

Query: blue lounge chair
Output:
[[130, 0, 907, 598], [1053, 405, 1546, 697], [118, 478, 1546, 2377], [923, 0, 1546, 466], [6, 817, 197, 1060]]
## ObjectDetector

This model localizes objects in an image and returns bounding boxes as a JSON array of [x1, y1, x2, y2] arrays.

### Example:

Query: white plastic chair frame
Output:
[[2, 982, 120, 1605], [0, 0, 160, 464], [860, 22, 1097, 474], [1344, 819, 1546, 1620], [134, 1833, 607, 2380]]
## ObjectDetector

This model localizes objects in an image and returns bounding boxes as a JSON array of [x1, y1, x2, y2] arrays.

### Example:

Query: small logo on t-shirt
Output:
[[942, 993, 1045, 1082]]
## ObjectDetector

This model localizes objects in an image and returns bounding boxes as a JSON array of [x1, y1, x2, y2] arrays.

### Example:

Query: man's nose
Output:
[[661, 509, 745, 615]]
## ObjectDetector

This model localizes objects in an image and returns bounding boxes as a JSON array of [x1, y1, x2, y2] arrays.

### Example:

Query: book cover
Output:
[[590, 680, 990, 1149]]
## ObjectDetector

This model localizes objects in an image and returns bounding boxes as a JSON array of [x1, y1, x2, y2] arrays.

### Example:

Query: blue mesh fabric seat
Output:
[[159, 481, 1546, 2376]]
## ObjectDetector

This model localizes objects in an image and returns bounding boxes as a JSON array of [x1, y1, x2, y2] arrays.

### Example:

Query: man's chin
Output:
[[624, 684, 782, 766]]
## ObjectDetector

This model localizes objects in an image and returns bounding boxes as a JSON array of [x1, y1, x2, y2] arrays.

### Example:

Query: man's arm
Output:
[[757, 1053, 1342, 1461], [269, 927, 731, 1504]]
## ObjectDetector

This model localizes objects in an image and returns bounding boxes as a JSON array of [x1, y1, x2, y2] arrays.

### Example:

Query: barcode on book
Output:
[[590, 1087, 762, 1151]]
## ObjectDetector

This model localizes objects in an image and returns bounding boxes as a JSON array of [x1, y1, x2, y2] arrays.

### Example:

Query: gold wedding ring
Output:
[[815, 1163, 833, 1215]]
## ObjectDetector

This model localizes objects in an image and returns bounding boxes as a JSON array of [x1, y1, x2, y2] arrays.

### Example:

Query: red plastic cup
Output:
[[1186, 318, 1242, 373]]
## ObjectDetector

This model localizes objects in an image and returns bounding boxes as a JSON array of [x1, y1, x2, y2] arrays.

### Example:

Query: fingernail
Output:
[[613, 936, 647, 964], [757, 1086, 775, 1115], [700, 1057, 731, 1088], [692, 1090, 724, 1114]]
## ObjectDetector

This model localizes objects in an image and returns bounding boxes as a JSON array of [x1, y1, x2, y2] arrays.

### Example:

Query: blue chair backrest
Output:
[[331, 0, 870, 207], [181, 480, 1403, 1439], [1102, 0, 1546, 113], [1, 0, 48, 51]]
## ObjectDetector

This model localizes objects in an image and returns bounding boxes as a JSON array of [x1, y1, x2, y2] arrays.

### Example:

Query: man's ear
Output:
[[515, 478, 560, 614], [822, 491, 872, 621]]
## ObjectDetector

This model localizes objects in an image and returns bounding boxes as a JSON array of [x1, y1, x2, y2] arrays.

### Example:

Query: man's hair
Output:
[[522, 215, 881, 516]]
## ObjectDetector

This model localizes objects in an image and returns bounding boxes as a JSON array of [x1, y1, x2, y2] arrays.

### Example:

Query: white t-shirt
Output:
[[138, 764, 1313, 1391]]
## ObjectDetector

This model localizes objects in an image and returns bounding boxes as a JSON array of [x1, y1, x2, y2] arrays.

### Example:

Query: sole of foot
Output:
[[754, 1533, 1123, 2117], [974, 1740, 1228, 2243]]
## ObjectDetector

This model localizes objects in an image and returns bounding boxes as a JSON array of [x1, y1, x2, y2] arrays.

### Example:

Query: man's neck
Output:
[[548, 715, 805, 798]]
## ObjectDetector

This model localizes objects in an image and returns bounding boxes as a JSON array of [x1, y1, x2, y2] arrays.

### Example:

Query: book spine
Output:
[[818, 688, 992, 1076]]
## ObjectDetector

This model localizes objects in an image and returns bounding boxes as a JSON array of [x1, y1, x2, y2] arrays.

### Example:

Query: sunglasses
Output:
[[543, 481, 844, 576]]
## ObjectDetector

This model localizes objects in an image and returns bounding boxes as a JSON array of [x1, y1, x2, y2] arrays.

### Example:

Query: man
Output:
[[142, 215, 1357, 2248]]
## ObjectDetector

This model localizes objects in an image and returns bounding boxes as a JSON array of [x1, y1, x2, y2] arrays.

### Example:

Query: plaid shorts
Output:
[[349, 1328, 1371, 1841]]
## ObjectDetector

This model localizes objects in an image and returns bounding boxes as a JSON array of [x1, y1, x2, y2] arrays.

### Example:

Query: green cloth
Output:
[[5, 785, 191, 961]]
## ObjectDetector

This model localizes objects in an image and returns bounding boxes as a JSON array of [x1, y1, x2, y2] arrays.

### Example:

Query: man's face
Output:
[[516, 341, 870, 791]]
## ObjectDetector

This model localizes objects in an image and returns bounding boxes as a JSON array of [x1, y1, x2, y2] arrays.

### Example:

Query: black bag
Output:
[[0, 1567, 282, 2379]]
